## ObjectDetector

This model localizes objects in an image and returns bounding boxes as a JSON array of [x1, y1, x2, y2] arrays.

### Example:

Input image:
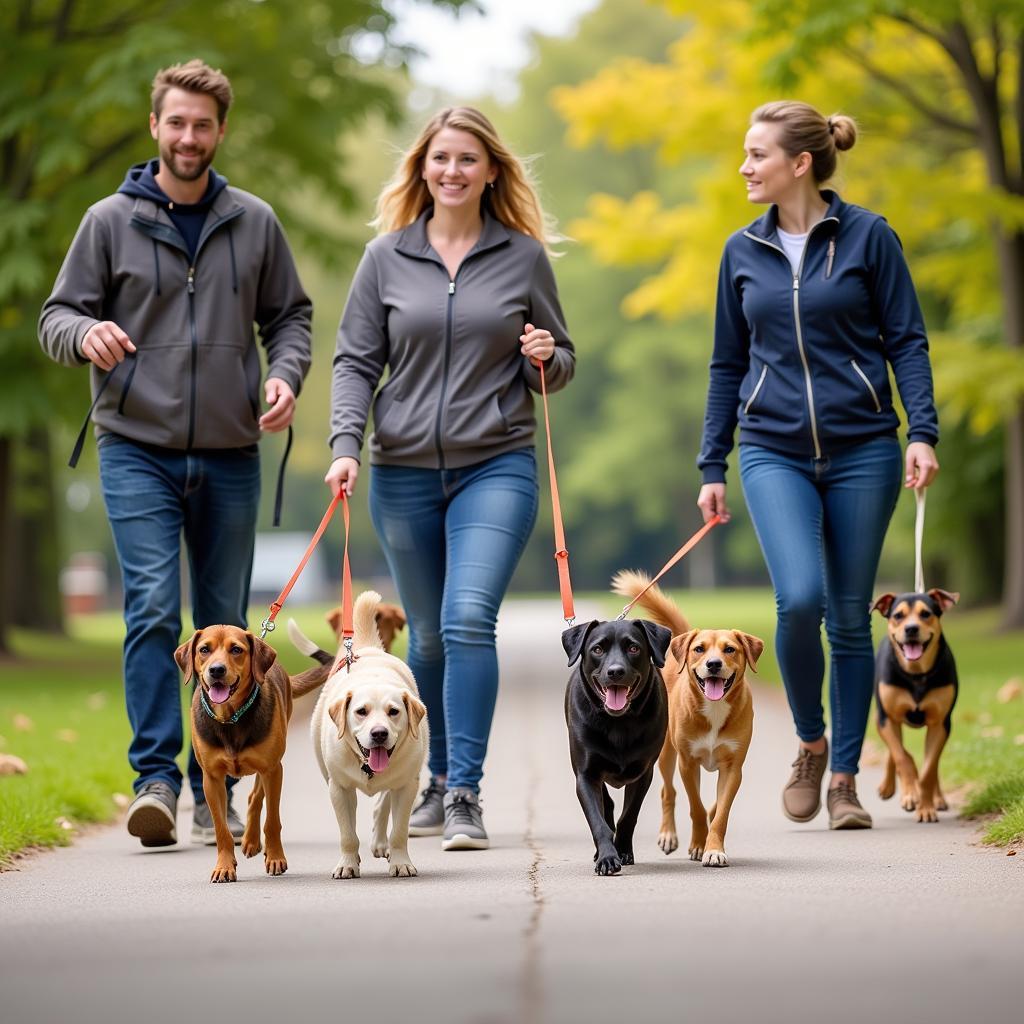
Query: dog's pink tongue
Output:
[[368, 745, 390, 773], [605, 686, 629, 712], [902, 643, 924, 662], [704, 677, 726, 701], [208, 683, 231, 705]]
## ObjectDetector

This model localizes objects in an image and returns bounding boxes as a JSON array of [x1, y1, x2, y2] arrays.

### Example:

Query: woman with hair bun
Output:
[[696, 100, 939, 830], [325, 107, 575, 850]]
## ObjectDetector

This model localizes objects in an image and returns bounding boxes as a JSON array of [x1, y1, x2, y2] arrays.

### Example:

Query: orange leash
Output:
[[260, 492, 353, 647], [539, 361, 576, 625], [616, 515, 722, 620]]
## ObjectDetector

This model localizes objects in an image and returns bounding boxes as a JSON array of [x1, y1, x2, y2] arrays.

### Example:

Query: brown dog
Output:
[[871, 589, 959, 822], [327, 601, 406, 653], [612, 571, 763, 867], [174, 625, 332, 882]]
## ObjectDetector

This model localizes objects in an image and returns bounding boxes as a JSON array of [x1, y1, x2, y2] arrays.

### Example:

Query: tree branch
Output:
[[840, 42, 976, 137], [52, 0, 74, 42]]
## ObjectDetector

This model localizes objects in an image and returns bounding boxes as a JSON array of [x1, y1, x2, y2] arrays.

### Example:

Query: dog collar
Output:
[[200, 682, 260, 725]]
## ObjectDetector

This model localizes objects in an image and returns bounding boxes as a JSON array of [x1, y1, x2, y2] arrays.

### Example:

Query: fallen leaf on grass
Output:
[[55, 817, 74, 831], [1014, 735, 1024, 746], [56, 729, 78, 743], [980, 726, 1005, 739], [0, 754, 28, 776], [86, 692, 106, 711], [12, 714, 33, 732], [112, 793, 130, 809], [996, 679, 1022, 704], [1008, 850, 1017, 857], [979, 711, 993, 725]]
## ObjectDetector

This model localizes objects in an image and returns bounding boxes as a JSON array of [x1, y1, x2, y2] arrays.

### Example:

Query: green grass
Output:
[[1, 591, 1021, 864]]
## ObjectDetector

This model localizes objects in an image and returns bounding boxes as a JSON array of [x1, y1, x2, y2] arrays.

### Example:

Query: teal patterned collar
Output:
[[200, 682, 260, 725]]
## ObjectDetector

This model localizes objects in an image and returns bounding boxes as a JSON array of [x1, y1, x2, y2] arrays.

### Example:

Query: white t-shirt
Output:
[[776, 227, 808, 273]]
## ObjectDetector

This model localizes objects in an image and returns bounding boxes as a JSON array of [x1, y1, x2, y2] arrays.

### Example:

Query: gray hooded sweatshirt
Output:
[[330, 209, 575, 469], [39, 165, 312, 451]]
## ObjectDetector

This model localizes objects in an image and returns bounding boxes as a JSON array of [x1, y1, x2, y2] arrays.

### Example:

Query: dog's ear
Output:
[[325, 607, 344, 639], [174, 630, 202, 685], [562, 621, 597, 667], [402, 691, 427, 739], [669, 629, 700, 674], [734, 631, 764, 674], [870, 593, 896, 617], [928, 588, 960, 614], [637, 620, 672, 669], [247, 633, 278, 685], [328, 691, 354, 738], [390, 606, 407, 632]]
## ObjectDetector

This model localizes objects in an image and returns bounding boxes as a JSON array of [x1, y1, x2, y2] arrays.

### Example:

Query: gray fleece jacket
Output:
[[39, 169, 312, 451], [330, 209, 575, 469]]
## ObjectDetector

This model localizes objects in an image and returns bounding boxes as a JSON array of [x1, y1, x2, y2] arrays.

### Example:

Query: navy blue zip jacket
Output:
[[698, 191, 938, 484]]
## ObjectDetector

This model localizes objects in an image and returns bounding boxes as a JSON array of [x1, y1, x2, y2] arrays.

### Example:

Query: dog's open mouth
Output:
[[205, 679, 239, 705], [599, 684, 630, 712], [696, 673, 734, 702], [358, 741, 396, 772], [897, 637, 931, 662]]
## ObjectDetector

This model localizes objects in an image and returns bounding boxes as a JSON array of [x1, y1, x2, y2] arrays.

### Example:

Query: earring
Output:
[[489, 181, 495, 190]]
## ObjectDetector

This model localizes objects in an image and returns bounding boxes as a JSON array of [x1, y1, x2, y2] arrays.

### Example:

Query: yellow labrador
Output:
[[306, 591, 428, 879]]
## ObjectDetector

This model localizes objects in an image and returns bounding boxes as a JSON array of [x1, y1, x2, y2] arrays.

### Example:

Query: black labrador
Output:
[[563, 618, 672, 875]]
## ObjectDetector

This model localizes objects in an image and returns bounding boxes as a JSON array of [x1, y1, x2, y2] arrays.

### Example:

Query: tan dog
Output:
[[307, 590, 428, 879], [174, 626, 332, 882], [612, 571, 763, 867], [326, 601, 406, 653], [871, 589, 959, 822]]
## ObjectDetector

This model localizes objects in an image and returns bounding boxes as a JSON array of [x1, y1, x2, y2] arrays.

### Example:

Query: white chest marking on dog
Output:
[[688, 698, 738, 770]]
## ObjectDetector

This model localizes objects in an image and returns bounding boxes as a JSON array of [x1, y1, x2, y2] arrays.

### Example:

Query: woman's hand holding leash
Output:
[[905, 441, 939, 490], [326, 456, 359, 498], [697, 483, 731, 524], [521, 322, 555, 367]]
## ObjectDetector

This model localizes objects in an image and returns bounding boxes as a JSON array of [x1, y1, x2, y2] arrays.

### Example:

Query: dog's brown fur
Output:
[[174, 626, 330, 882], [612, 571, 762, 867], [327, 602, 406, 653]]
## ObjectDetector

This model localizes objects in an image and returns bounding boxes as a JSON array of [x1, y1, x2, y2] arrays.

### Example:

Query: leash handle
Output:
[[616, 515, 722, 620], [539, 361, 575, 625], [261, 491, 342, 638], [340, 492, 355, 660], [914, 487, 926, 594]]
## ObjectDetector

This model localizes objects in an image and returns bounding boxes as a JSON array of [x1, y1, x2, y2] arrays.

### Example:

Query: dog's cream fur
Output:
[[308, 590, 428, 879]]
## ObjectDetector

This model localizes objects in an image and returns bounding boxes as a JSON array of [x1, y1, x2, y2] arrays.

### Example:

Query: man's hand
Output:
[[81, 321, 136, 370], [259, 378, 295, 432]]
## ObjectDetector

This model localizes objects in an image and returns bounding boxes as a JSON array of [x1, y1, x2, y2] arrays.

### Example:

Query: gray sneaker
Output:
[[126, 780, 178, 847], [442, 788, 489, 850], [191, 796, 244, 846], [408, 776, 446, 836]]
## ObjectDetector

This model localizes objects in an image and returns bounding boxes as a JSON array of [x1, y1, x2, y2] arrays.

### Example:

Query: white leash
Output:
[[914, 488, 926, 593]]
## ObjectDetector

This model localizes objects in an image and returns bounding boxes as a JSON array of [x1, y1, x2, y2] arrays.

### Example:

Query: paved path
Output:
[[1, 600, 1020, 1024]]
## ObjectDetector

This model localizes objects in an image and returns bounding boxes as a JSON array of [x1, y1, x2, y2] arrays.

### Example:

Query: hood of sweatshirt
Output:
[[117, 158, 228, 209]]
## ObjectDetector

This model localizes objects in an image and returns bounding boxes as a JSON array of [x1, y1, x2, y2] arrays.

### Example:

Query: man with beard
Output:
[[39, 60, 312, 849]]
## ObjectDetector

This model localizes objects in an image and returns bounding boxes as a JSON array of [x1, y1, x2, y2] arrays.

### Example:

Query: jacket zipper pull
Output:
[[448, 280, 455, 295], [187, 266, 195, 295], [826, 238, 836, 279], [793, 274, 799, 291]]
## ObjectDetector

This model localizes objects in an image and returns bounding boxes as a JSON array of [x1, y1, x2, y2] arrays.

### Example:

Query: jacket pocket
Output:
[[850, 359, 882, 412], [193, 343, 263, 447], [371, 386, 404, 451], [744, 364, 769, 414]]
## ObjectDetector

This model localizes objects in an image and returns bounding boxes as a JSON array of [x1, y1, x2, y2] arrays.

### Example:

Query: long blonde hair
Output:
[[372, 107, 559, 250]]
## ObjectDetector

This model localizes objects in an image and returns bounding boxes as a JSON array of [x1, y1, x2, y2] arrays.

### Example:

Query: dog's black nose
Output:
[[605, 664, 626, 682], [370, 727, 389, 745], [208, 662, 227, 680], [705, 658, 723, 674], [904, 624, 919, 637]]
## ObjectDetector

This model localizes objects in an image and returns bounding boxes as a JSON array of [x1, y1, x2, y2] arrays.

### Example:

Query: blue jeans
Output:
[[738, 436, 902, 775], [369, 449, 539, 793], [98, 434, 260, 802]]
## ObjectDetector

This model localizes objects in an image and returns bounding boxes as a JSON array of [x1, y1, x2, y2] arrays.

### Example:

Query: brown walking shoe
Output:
[[827, 781, 873, 830], [782, 742, 828, 822]]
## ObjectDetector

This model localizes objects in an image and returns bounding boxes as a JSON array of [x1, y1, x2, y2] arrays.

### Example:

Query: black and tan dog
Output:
[[563, 617, 672, 876], [871, 588, 959, 823], [174, 624, 332, 882]]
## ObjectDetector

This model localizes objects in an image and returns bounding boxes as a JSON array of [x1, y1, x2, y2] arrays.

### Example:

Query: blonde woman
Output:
[[697, 101, 939, 829], [325, 107, 575, 849]]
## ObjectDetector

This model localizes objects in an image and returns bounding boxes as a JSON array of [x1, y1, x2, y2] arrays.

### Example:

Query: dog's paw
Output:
[[389, 858, 417, 878], [616, 849, 635, 866], [371, 843, 390, 860], [241, 837, 262, 859], [900, 791, 918, 812], [265, 855, 287, 876], [332, 858, 361, 879], [915, 805, 939, 823], [688, 845, 705, 862], [657, 831, 678, 855], [877, 781, 895, 801], [594, 852, 622, 876], [210, 860, 237, 883], [935, 795, 949, 811], [702, 849, 729, 867]]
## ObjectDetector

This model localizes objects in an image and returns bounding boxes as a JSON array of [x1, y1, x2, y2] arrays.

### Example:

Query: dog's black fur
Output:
[[563, 617, 672, 876]]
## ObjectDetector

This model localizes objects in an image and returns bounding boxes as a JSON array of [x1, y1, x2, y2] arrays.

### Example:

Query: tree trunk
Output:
[[10, 427, 65, 632], [997, 230, 1024, 628]]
